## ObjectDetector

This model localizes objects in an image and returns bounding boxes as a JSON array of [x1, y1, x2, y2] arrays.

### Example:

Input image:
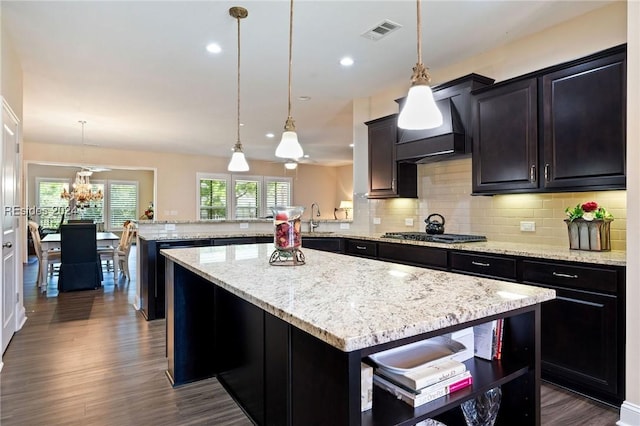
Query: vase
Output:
[[564, 219, 612, 251], [460, 386, 502, 426], [271, 206, 304, 251]]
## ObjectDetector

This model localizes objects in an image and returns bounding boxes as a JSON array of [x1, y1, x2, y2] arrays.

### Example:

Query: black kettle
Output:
[[425, 213, 446, 235]]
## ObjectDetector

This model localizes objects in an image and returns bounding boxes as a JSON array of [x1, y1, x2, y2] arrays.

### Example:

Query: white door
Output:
[[1, 100, 20, 354]]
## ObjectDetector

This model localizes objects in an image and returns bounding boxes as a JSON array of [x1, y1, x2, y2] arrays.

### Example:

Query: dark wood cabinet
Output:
[[344, 239, 377, 258], [140, 236, 266, 321], [302, 237, 344, 253], [521, 259, 624, 405], [377, 242, 447, 270], [541, 51, 626, 190], [472, 45, 626, 194], [472, 78, 538, 193], [139, 238, 213, 320], [365, 115, 417, 199], [450, 251, 517, 280]]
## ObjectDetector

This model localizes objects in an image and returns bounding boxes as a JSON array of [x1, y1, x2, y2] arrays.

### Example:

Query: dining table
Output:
[[40, 232, 120, 289]]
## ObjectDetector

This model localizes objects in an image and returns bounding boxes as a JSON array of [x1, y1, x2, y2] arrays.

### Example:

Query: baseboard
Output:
[[16, 304, 27, 330], [617, 400, 640, 426]]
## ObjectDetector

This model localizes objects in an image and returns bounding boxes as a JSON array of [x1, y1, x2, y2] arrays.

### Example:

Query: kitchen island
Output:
[[162, 243, 555, 425]]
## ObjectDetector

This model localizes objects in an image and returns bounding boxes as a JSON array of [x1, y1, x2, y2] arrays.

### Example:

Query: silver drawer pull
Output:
[[356, 245, 367, 250], [471, 261, 490, 267], [553, 272, 578, 279]]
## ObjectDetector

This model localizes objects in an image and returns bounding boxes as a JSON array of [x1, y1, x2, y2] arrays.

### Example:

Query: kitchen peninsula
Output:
[[162, 244, 555, 425]]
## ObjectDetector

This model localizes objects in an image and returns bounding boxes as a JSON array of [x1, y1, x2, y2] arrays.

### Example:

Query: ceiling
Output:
[[2, 1, 613, 167]]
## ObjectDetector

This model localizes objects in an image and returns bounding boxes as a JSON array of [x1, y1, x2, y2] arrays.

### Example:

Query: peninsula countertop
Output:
[[161, 243, 555, 352], [140, 230, 626, 267]]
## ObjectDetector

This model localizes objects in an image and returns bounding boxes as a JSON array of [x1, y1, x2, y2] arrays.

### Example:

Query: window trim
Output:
[[195, 173, 293, 220], [35, 177, 71, 228], [196, 172, 231, 220]]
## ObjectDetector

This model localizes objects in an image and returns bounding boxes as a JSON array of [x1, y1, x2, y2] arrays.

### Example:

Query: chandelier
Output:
[[60, 121, 104, 207]]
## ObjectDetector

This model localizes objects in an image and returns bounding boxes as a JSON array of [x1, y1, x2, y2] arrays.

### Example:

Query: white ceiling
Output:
[[2, 0, 613, 167]]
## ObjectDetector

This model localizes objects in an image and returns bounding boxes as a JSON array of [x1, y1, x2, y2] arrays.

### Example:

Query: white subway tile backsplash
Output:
[[363, 157, 626, 250]]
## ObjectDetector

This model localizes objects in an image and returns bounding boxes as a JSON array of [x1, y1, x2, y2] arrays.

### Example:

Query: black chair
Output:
[[59, 223, 101, 291], [67, 219, 94, 224]]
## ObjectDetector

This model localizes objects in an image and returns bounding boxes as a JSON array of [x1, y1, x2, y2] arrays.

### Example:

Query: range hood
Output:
[[394, 73, 495, 163], [396, 98, 466, 163]]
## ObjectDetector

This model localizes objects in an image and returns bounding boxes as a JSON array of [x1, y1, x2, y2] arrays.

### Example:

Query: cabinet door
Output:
[[366, 115, 417, 199], [472, 78, 538, 194], [302, 237, 344, 253], [377, 242, 447, 270], [540, 287, 619, 400], [542, 52, 626, 190]]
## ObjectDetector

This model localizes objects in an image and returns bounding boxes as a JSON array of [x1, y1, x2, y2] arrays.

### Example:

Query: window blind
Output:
[[37, 180, 69, 229], [109, 182, 138, 229], [234, 179, 259, 219]]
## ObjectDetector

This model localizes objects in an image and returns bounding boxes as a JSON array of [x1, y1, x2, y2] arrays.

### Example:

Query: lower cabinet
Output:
[[302, 237, 344, 253], [139, 238, 213, 320], [345, 239, 377, 258], [378, 242, 447, 270], [521, 260, 623, 405], [450, 252, 517, 280]]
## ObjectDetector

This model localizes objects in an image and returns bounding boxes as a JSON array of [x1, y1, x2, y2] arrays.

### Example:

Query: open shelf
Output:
[[362, 357, 530, 426]]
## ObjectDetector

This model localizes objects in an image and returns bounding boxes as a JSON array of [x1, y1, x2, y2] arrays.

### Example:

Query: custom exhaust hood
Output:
[[395, 74, 494, 163]]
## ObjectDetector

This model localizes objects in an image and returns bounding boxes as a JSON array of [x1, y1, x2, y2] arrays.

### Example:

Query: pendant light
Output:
[[275, 0, 304, 159], [397, 0, 443, 130], [227, 6, 250, 172]]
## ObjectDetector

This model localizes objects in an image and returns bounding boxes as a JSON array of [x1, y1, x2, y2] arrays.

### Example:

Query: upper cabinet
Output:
[[365, 114, 417, 199], [472, 45, 627, 195]]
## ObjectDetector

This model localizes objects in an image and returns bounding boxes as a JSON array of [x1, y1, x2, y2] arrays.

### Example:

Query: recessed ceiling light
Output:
[[266, 133, 275, 138], [303, 154, 310, 158], [349, 143, 354, 148], [297, 96, 311, 101], [240, 123, 244, 126], [340, 57, 354, 67], [206, 43, 222, 54]]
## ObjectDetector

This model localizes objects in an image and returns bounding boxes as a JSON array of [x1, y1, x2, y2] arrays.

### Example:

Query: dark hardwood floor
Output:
[[0, 250, 620, 425]]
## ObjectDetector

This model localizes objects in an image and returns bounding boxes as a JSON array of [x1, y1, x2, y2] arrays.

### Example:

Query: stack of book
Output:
[[473, 319, 504, 361], [373, 358, 473, 407]]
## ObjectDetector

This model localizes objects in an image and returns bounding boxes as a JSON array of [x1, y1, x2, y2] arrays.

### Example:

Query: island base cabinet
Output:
[[165, 261, 217, 386], [165, 260, 544, 426]]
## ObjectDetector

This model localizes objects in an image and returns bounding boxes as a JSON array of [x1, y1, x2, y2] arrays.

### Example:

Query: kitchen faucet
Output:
[[310, 203, 320, 232]]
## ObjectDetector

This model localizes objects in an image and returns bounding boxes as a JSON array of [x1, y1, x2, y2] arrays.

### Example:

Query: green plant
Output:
[[565, 201, 613, 222]]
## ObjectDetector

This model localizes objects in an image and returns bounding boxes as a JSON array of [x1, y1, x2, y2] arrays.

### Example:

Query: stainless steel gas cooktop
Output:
[[381, 232, 487, 243]]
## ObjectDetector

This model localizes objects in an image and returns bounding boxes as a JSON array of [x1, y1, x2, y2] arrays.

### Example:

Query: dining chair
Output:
[[59, 223, 101, 291], [100, 222, 135, 282], [28, 220, 61, 289]]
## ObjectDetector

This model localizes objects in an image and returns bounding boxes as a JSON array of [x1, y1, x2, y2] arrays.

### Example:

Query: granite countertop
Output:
[[162, 244, 555, 352], [140, 230, 626, 266]]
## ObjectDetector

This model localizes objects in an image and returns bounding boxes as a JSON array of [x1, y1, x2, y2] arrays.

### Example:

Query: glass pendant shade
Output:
[[228, 150, 250, 172], [398, 84, 443, 130], [276, 130, 304, 159], [284, 160, 298, 170]]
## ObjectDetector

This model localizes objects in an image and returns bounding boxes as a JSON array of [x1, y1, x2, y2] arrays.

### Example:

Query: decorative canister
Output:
[[564, 219, 612, 251], [269, 206, 305, 265]]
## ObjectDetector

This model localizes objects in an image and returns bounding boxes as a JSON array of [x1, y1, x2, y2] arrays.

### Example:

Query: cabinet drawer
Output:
[[213, 237, 256, 246], [345, 239, 377, 258], [522, 260, 618, 294], [450, 252, 516, 280], [378, 242, 447, 269], [302, 238, 344, 253]]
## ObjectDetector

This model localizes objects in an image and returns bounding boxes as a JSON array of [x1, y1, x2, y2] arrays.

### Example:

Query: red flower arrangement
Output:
[[565, 201, 613, 222]]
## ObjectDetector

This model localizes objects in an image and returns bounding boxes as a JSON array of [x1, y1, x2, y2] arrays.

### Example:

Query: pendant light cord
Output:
[[416, 0, 422, 65], [287, 0, 294, 120], [236, 14, 241, 146]]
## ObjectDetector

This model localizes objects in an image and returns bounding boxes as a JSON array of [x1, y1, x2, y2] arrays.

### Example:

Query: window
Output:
[[233, 177, 260, 219], [36, 178, 69, 229], [109, 181, 138, 229], [36, 177, 137, 231], [265, 178, 291, 210], [199, 175, 227, 219], [197, 173, 292, 219]]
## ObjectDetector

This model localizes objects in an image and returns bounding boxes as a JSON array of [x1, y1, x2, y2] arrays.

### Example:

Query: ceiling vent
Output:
[[361, 20, 402, 41]]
